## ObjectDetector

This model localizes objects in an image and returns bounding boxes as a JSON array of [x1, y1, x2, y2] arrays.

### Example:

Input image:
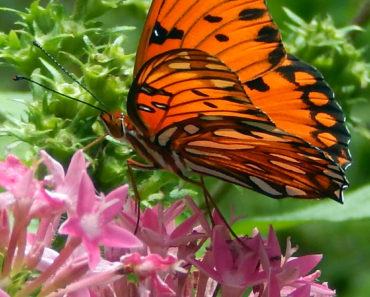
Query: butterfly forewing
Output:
[[135, 0, 286, 82], [128, 49, 273, 136], [244, 54, 351, 169]]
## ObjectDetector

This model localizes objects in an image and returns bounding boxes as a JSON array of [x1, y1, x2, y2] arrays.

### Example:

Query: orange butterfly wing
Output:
[[124, 49, 347, 201], [173, 119, 346, 200], [134, 0, 286, 82], [102, 0, 350, 201], [129, 49, 272, 136], [244, 54, 351, 170]]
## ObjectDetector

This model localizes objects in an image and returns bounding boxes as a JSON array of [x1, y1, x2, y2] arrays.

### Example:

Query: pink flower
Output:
[[123, 252, 183, 295], [0, 289, 10, 297], [0, 155, 49, 212], [40, 149, 88, 213], [189, 225, 265, 297], [258, 228, 336, 297], [190, 225, 335, 297], [124, 197, 206, 258], [0, 150, 336, 297], [59, 172, 142, 268], [0, 154, 29, 192]]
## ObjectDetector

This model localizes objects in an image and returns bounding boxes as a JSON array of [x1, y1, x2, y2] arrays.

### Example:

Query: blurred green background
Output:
[[0, 0, 369, 296]]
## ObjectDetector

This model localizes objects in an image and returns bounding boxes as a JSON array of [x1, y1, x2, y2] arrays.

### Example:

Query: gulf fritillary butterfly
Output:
[[101, 0, 351, 202]]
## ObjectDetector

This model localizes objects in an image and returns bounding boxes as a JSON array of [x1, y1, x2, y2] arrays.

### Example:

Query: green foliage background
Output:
[[0, 0, 369, 296]]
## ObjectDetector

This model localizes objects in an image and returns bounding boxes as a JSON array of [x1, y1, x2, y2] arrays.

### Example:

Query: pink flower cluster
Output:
[[0, 150, 336, 297]]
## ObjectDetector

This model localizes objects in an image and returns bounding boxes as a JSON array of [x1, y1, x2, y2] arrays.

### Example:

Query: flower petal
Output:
[[289, 284, 311, 297], [99, 224, 142, 248], [101, 184, 128, 224], [64, 150, 87, 199], [83, 238, 101, 269], [77, 173, 96, 215], [40, 150, 65, 186], [212, 225, 234, 272], [285, 255, 323, 277], [0, 154, 28, 190]]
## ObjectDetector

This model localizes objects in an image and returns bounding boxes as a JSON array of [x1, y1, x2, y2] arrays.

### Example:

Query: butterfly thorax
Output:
[[100, 110, 183, 172]]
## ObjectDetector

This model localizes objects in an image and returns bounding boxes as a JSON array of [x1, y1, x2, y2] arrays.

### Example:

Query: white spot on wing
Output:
[[251, 131, 289, 142], [157, 126, 178, 146], [211, 79, 235, 88], [205, 63, 229, 71], [298, 153, 322, 161], [172, 151, 186, 174], [214, 129, 257, 140], [249, 176, 281, 196], [244, 163, 265, 172], [184, 159, 251, 189], [178, 51, 190, 57], [270, 154, 300, 163], [286, 186, 307, 197], [152, 102, 168, 110], [270, 160, 306, 174], [184, 124, 200, 135], [169, 62, 191, 69], [189, 140, 254, 150], [184, 147, 231, 160], [323, 169, 343, 181]]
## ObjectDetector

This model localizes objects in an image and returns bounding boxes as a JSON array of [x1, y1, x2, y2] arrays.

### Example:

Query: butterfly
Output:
[[100, 0, 351, 202]]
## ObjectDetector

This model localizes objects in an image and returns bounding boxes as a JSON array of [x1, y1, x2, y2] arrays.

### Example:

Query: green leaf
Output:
[[234, 185, 370, 234]]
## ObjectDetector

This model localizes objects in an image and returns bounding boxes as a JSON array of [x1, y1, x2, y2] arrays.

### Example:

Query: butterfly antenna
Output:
[[32, 40, 109, 111], [13, 75, 108, 114]]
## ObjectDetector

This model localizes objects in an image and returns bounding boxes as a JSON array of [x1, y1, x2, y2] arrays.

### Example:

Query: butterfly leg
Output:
[[198, 177, 247, 247], [82, 134, 108, 151], [126, 159, 158, 233], [176, 173, 247, 247]]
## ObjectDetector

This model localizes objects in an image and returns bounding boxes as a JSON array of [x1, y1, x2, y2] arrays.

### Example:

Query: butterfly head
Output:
[[100, 110, 130, 142]]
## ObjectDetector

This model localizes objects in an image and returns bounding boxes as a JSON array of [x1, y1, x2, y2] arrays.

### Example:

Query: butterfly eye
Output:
[[100, 111, 126, 139]]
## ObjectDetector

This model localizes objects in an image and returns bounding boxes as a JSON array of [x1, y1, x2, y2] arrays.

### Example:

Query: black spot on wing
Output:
[[239, 8, 266, 20], [245, 77, 270, 92], [278, 55, 351, 168], [215, 34, 229, 42], [192, 89, 209, 97], [267, 45, 285, 67], [168, 27, 184, 40], [140, 84, 172, 96], [242, 109, 267, 117], [204, 15, 222, 23], [203, 102, 218, 109], [222, 85, 243, 92], [150, 22, 184, 45], [222, 96, 248, 104], [255, 26, 280, 43]]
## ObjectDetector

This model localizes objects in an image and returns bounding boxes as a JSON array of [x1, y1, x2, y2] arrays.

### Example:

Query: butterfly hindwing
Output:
[[135, 0, 286, 82], [171, 117, 347, 201]]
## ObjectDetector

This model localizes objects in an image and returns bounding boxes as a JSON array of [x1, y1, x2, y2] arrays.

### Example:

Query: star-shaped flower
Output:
[[59, 172, 142, 268]]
